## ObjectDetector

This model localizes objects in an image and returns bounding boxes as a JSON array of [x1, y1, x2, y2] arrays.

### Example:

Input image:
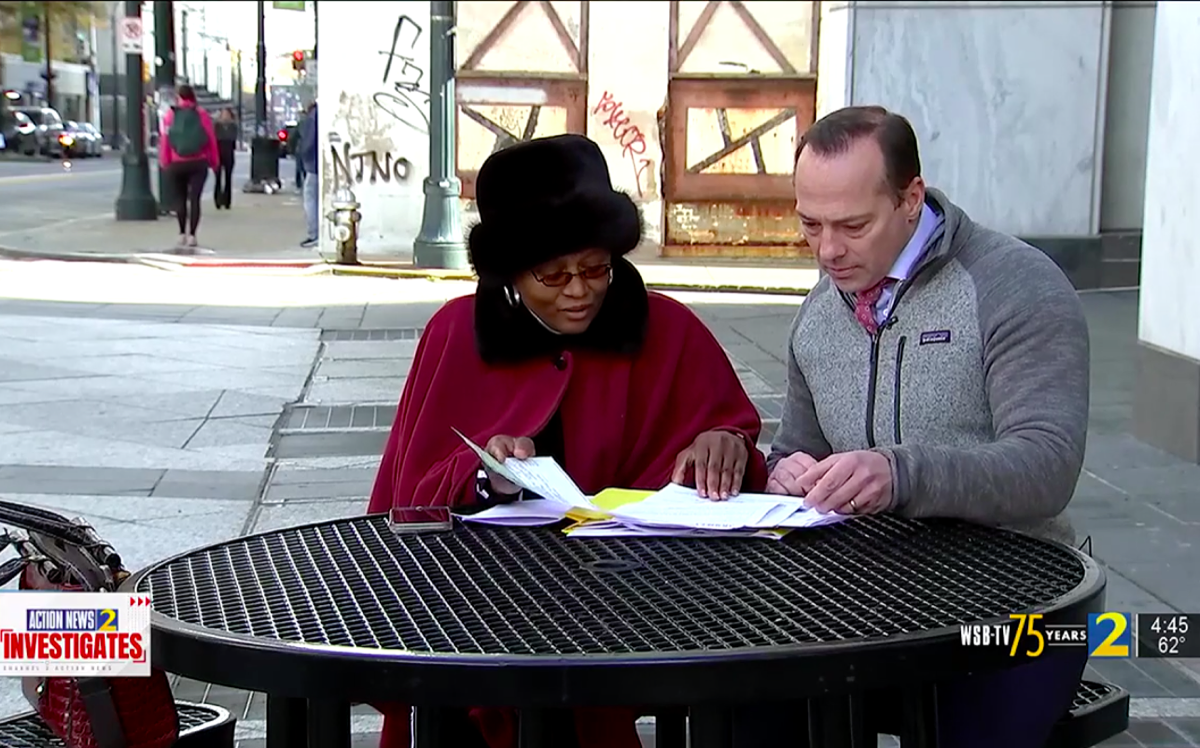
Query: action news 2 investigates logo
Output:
[[959, 612, 1131, 658], [0, 592, 152, 677]]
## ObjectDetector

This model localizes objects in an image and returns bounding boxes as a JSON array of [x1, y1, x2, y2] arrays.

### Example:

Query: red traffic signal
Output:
[[277, 128, 288, 141], [292, 50, 305, 71]]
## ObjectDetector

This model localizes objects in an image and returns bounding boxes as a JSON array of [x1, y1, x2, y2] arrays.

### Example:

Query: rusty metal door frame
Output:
[[455, 1, 591, 199], [662, 0, 820, 257]]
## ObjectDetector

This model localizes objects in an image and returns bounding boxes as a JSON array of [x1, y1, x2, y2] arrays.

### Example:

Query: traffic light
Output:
[[292, 50, 305, 72]]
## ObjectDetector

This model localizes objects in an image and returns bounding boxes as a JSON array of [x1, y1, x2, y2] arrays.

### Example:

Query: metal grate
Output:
[[285, 404, 397, 430], [320, 328, 424, 342], [1070, 681, 1117, 712], [0, 702, 225, 747], [139, 516, 1086, 658]]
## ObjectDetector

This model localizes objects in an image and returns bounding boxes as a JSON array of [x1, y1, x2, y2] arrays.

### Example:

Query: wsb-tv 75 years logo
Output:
[[960, 612, 1131, 658]]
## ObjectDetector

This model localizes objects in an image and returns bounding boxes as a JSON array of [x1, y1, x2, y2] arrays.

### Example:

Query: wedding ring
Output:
[[848, 498, 858, 513]]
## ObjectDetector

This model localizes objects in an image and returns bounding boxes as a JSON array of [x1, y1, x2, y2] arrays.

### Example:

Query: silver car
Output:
[[62, 121, 101, 158]]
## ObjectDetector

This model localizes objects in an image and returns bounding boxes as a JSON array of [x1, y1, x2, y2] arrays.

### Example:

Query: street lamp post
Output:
[[246, 0, 278, 192], [115, 0, 157, 221], [108, 1, 121, 148], [412, 0, 468, 270], [153, 0, 177, 216]]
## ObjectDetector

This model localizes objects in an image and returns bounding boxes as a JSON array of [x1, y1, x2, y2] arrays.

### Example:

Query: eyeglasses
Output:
[[531, 264, 613, 288]]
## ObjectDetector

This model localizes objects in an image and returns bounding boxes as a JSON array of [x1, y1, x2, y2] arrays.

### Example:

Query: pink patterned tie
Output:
[[854, 278, 894, 336]]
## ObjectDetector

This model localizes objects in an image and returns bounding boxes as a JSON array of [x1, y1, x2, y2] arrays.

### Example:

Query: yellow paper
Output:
[[564, 507, 612, 522], [591, 488, 655, 511]]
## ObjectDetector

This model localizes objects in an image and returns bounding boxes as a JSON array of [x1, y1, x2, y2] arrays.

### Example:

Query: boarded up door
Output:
[[455, 1, 590, 198], [663, 1, 818, 259]]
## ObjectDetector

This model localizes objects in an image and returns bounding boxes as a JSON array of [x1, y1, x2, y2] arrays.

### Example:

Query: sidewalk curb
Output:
[[0, 246, 141, 264], [0, 247, 814, 296]]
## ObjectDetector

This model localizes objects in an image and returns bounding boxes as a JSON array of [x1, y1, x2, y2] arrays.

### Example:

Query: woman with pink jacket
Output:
[[159, 85, 220, 249]]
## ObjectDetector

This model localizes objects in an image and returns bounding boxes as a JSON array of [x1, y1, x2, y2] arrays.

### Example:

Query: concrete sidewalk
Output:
[[0, 190, 318, 263], [0, 197, 821, 294], [0, 269, 1195, 747]]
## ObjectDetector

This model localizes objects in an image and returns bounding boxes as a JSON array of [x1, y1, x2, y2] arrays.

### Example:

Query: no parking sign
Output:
[[120, 17, 143, 55]]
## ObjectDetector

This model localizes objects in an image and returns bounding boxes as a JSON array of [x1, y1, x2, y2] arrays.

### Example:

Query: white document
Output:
[[459, 500, 565, 526], [453, 428, 595, 510], [633, 483, 850, 530], [611, 491, 781, 531], [566, 520, 787, 541]]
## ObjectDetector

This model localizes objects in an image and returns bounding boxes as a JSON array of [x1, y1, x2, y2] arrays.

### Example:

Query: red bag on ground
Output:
[[1, 500, 179, 748]]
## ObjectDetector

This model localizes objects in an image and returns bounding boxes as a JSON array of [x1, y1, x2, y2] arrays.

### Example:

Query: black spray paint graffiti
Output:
[[329, 142, 413, 185], [373, 15, 430, 135]]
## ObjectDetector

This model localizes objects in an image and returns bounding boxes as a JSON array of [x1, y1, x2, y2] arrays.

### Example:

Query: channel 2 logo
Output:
[[1087, 612, 1131, 658]]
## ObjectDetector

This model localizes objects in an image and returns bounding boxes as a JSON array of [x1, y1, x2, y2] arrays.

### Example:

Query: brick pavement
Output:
[[0, 286, 1197, 747]]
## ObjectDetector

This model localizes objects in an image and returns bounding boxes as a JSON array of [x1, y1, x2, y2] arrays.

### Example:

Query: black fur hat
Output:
[[468, 134, 643, 281]]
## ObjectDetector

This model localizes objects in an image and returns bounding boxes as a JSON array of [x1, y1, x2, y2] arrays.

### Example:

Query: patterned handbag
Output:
[[0, 500, 179, 748]]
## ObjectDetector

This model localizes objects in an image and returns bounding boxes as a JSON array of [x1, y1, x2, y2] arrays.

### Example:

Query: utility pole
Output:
[[180, 10, 188, 83], [235, 49, 243, 148], [413, 0, 468, 269], [246, 0, 278, 191], [109, 1, 120, 147], [115, 0, 157, 221], [42, 5, 53, 108], [153, 0, 177, 215], [312, 1, 318, 60]]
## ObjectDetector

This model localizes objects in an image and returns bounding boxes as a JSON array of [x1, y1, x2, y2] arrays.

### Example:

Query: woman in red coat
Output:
[[368, 133, 768, 748]]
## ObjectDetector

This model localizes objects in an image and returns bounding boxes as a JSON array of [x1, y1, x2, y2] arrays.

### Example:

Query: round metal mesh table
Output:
[[128, 514, 1103, 706]]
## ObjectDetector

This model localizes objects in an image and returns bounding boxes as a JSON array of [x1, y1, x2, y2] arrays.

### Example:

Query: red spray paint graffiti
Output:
[[592, 90, 653, 198]]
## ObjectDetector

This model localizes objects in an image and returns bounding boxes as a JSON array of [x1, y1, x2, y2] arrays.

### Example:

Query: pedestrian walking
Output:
[[158, 85, 219, 249], [299, 101, 319, 248], [213, 108, 238, 210]]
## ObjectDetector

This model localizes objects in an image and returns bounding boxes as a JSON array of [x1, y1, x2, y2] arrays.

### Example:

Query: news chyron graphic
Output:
[[961, 611, 1200, 659], [0, 593, 152, 677]]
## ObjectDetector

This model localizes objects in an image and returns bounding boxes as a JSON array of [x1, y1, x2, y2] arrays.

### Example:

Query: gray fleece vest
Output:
[[769, 189, 1090, 545]]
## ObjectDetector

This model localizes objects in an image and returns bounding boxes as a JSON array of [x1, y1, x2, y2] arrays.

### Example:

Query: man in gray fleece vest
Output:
[[738, 106, 1091, 748]]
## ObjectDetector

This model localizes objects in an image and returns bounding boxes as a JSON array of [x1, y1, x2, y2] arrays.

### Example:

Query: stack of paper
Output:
[[450, 428, 849, 538]]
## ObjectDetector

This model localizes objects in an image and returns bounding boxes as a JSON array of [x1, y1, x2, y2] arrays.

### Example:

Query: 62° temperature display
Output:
[[1135, 613, 1200, 658]]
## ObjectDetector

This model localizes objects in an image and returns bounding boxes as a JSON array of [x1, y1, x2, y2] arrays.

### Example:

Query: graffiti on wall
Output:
[[592, 90, 654, 199], [373, 14, 430, 135], [329, 141, 413, 185]]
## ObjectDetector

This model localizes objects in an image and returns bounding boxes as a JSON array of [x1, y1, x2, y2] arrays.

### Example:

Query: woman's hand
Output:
[[483, 435, 536, 495], [672, 430, 750, 500]]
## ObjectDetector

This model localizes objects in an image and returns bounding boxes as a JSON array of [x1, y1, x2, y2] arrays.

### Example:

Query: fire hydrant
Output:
[[325, 187, 362, 265]]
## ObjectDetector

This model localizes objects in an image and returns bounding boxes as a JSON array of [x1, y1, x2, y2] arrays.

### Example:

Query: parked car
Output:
[[0, 110, 40, 156], [86, 123, 106, 155], [14, 106, 66, 158], [62, 121, 101, 158]]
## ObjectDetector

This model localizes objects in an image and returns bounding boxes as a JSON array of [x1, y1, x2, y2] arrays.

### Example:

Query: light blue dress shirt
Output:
[[873, 202, 944, 326]]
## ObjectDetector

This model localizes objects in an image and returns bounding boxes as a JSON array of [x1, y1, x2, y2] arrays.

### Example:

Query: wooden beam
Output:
[[675, 0, 720, 73], [687, 109, 796, 173], [461, 1, 530, 72], [728, 1, 797, 74], [578, 1, 590, 73], [539, 0, 581, 73], [668, 1, 680, 72]]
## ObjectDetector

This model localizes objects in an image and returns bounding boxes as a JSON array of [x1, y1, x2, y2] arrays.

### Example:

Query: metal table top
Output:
[[127, 514, 1105, 707]]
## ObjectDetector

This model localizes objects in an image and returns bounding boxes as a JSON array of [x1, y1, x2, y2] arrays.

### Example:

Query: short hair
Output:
[[794, 106, 921, 194], [176, 84, 197, 103]]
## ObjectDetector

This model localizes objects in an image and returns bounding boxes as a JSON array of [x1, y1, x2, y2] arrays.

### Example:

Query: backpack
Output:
[[167, 106, 208, 157]]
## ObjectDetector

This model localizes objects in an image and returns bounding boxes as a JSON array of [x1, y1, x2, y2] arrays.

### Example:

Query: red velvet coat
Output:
[[368, 285, 767, 748]]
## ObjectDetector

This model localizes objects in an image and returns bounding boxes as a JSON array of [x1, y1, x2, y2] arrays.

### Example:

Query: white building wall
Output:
[[817, 1, 1112, 238], [316, 1, 431, 257], [1137, 1, 1200, 361]]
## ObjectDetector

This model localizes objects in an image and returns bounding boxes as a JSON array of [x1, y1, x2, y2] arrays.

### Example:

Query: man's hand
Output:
[[765, 451, 819, 496], [483, 435, 535, 495], [799, 450, 893, 515], [672, 430, 750, 500]]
